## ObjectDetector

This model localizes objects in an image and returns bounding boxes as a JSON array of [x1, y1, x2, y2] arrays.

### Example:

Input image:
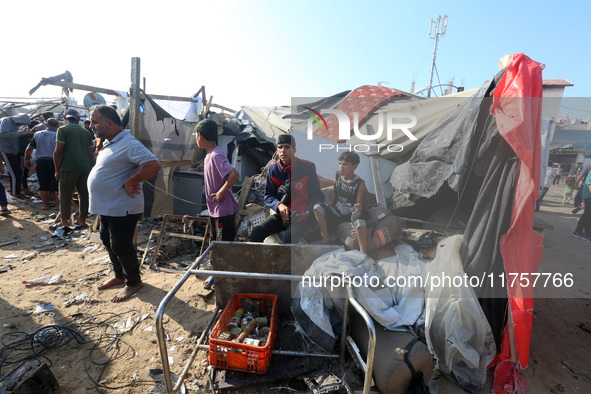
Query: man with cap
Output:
[[0, 113, 32, 198], [54, 108, 94, 229], [250, 134, 323, 243]]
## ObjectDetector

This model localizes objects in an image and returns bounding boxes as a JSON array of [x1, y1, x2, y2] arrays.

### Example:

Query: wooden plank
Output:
[[149, 215, 169, 270], [130, 57, 141, 138], [160, 160, 193, 168], [146, 215, 211, 268], [199, 220, 211, 256], [148, 94, 198, 103], [41, 80, 219, 110], [41, 80, 121, 96], [151, 230, 206, 241], [209, 103, 237, 113], [140, 229, 158, 266], [235, 176, 254, 229], [236, 177, 253, 211]]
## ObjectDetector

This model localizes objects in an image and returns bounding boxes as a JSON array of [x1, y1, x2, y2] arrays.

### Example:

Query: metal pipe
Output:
[[156, 244, 214, 393], [158, 247, 354, 392], [172, 307, 221, 393], [401, 217, 465, 230], [188, 270, 303, 281], [348, 287, 376, 394], [194, 344, 339, 358], [340, 295, 349, 361]]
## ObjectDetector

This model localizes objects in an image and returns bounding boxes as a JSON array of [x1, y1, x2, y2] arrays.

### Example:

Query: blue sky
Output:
[[1, 0, 589, 116]]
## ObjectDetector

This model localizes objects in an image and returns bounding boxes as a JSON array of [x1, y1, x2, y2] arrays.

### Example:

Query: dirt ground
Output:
[[0, 182, 590, 393]]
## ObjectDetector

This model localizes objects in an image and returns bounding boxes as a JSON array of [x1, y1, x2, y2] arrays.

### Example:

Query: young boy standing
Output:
[[563, 176, 576, 205], [195, 119, 240, 241], [314, 151, 369, 254]]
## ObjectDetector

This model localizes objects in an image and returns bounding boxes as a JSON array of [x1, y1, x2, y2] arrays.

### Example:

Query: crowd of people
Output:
[[539, 161, 591, 242], [0, 106, 161, 302], [1, 107, 374, 301]]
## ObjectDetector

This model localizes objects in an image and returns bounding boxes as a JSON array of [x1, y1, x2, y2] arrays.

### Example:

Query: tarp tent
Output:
[[240, 53, 543, 392]]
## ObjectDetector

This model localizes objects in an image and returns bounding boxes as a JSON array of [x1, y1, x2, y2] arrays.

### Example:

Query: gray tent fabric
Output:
[[345, 90, 478, 162], [460, 136, 516, 349], [137, 94, 197, 162], [388, 83, 498, 210]]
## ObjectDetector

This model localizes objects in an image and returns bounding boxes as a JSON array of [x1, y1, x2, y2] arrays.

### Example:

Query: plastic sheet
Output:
[[425, 235, 496, 392], [490, 54, 545, 383]]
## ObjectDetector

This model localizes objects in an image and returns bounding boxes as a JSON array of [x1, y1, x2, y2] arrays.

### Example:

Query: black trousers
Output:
[[100, 214, 142, 286], [209, 214, 236, 241], [575, 197, 591, 236]]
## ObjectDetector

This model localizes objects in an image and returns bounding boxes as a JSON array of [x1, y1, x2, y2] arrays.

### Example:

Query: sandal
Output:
[[203, 276, 214, 290]]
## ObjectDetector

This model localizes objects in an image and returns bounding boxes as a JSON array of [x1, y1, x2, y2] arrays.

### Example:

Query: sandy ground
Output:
[[521, 184, 591, 393], [0, 191, 216, 393], [0, 182, 590, 393]]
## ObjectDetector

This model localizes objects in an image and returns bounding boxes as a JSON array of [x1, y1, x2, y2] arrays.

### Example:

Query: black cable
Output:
[[0, 324, 85, 376], [0, 311, 156, 393]]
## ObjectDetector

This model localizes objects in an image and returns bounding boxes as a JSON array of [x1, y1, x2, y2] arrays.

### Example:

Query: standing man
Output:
[[572, 168, 591, 242], [88, 105, 161, 302], [552, 164, 563, 186], [572, 162, 591, 214], [25, 118, 60, 210], [250, 134, 323, 243], [32, 111, 55, 132], [54, 109, 94, 229], [0, 114, 32, 198]]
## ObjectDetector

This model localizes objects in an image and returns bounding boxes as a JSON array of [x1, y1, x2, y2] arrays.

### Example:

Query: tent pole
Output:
[[130, 57, 141, 137], [367, 135, 387, 208]]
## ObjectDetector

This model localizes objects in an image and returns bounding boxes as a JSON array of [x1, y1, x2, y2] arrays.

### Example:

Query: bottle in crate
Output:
[[216, 222, 223, 241]]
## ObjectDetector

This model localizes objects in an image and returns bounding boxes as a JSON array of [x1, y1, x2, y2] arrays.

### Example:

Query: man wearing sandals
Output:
[[88, 105, 161, 302]]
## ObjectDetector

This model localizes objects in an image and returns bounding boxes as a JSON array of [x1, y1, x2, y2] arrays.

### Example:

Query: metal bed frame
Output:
[[155, 242, 377, 394]]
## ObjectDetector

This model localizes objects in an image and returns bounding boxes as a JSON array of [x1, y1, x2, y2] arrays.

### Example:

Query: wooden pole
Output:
[[130, 57, 141, 137], [366, 128, 387, 208]]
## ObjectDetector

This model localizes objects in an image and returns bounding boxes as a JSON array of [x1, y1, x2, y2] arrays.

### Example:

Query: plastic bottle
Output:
[[23, 274, 63, 286], [216, 222, 223, 241]]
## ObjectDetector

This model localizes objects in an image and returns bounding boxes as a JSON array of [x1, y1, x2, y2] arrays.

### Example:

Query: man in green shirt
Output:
[[54, 109, 94, 229]]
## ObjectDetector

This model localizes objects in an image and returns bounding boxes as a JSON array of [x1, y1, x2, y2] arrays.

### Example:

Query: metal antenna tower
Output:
[[427, 15, 448, 97]]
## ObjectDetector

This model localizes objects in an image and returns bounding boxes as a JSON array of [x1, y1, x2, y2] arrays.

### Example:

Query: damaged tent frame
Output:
[[156, 243, 377, 394]]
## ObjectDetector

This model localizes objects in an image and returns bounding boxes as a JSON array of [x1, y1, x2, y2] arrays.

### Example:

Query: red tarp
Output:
[[312, 85, 404, 142], [489, 53, 545, 392]]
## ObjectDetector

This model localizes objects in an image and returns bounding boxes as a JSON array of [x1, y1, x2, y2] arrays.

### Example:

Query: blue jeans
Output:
[[100, 214, 142, 286]]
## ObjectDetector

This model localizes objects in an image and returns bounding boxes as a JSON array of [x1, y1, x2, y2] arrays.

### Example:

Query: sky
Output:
[[1, 0, 590, 118]]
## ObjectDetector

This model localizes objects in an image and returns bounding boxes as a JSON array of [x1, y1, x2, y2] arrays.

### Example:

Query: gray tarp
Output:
[[239, 89, 478, 163], [388, 83, 498, 210]]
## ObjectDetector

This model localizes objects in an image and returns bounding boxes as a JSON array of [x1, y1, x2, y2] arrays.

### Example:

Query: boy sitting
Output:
[[313, 151, 369, 254]]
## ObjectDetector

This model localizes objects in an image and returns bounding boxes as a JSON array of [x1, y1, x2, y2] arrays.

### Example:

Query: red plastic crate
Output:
[[209, 293, 278, 373]]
